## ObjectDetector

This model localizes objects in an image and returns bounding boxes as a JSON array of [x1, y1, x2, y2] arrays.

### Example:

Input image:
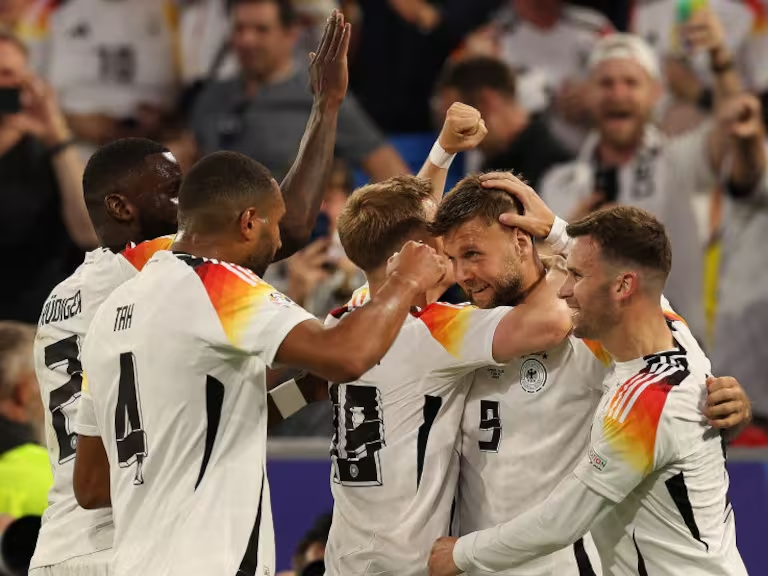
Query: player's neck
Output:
[[367, 270, 428, 309], [515, 257, 553, 306], [600, 302, 674, 363], [170, 233, 240, 267]]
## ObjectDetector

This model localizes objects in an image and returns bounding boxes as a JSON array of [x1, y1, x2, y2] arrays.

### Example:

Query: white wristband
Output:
[[429, 140, 456, 170], [545, 216, 571, 256], [270, 378, 308, 419]]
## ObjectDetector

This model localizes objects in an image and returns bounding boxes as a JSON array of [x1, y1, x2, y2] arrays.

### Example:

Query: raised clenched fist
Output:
[[438, 102, 488, 154]]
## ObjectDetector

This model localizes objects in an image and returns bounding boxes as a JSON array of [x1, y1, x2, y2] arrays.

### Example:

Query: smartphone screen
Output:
[[309, 212, 331, 243], [0, 87, 21, 115]]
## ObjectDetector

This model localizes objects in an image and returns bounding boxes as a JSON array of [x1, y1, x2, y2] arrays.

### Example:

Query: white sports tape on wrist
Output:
[[545, 216, 570, 254], [270, 379, 308, 419], [429, 140, 456, 170]]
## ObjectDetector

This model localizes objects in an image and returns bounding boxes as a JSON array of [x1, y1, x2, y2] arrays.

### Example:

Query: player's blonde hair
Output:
[[337, 176, 433, 273]]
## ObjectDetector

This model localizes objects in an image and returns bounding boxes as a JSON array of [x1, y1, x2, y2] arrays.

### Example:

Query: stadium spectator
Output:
[[712, 92, 768, 433], [0, 0, 53, 75], [435, 57, 572, 189], [274, 159, 364, 318], [343, 0, 503, 134], [464, 0, 613, 152], [191, 0, 408, 182], [45, 0, 180, 146], [278, 512, 331, 576], [0, 27, 97, 323], [0, 322, 51, 520], [538, 25, 753, 345]]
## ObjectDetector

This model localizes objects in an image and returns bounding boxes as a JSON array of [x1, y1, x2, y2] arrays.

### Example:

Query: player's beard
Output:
[[470, 267, 525, 309]]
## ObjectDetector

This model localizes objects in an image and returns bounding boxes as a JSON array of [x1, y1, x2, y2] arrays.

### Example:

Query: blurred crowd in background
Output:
[[2, 0, 768, 570]]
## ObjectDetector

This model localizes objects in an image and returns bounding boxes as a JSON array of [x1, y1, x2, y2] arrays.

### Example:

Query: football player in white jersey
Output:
[[71, 149, 448, 576], [322, 171, 572, 575], [428, 174, 606, 575], [427, 171, 751, 576], [429, 201, 749, 574], [32, 12, 358, 575]]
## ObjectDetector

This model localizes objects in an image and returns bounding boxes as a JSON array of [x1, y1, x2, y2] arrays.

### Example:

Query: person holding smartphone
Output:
[[0, 27, 97, 324]]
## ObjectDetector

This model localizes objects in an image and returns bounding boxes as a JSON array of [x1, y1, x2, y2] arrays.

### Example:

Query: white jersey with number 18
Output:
[[31, 237, 172, 570], [75, 251, 315, 576], [323, 287, 509, 576]]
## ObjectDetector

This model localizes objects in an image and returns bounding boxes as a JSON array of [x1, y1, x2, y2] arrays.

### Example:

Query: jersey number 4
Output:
[[115, 352, 148, 485], [44, 336, 83, 464]]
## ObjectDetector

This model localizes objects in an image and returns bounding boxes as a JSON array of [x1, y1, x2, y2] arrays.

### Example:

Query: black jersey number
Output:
[[479, 400, 502, 452], [43, 335, 83, 464], [330, 384, 385, 486], [115, 352, 148, 485], [97, 45, 137, 84]]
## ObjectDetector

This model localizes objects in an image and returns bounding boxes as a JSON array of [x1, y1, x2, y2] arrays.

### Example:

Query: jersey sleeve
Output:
[[575, 375, 679, 502], [194, 261, 316, 368], [416, 303, 509, 370], [73, 372, 100, 438]]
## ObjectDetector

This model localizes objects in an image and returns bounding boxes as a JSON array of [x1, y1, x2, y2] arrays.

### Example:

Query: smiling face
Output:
[[442, 217, 524, 309], [591, 58, 660, 151], [557, 236, 620, 339]]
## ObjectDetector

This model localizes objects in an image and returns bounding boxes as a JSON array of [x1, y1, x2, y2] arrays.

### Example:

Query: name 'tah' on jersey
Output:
[[74, 251, 314, 576], [31, 237, 172, 570], [323, 287, 509, 576]]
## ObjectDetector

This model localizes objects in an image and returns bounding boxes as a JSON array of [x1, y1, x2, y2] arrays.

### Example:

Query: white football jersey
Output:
[[75, 251, 315, 576], [323, 287, 510, 576], [47, 0, 179, 117], [576, 312, 747, 575], [31, 237, 173, 570], [456, 335, 609, 575]]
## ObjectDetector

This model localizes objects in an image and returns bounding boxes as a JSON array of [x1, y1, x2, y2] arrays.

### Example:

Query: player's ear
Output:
[[616, 271, 639, 300], [239, 207, 261, 241], [514, 228, 533, 260], [105, 194, 135, 223]]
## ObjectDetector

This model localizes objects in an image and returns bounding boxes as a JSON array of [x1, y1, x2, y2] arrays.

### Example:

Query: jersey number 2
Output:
[[44, 335, 83, 464], [115, 352, 148, 485]]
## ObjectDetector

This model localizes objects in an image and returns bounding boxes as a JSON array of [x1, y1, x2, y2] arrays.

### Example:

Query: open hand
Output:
[[309, 10, 351, 110], [479, 172, 556, 238], [705, 376, 752, 430], [438, 102, 488, 154], [679, 8, 726, 55]]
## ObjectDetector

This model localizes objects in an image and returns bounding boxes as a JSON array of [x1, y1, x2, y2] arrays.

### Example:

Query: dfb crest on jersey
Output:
[[520, 358, 547, 393], [269, 292, 295, 308]]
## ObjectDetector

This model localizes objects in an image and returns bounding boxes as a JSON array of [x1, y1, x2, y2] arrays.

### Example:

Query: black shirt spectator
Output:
[[482, 114, 572, 189], [348, 0, 504, 134], [0, 138, 83, 323]]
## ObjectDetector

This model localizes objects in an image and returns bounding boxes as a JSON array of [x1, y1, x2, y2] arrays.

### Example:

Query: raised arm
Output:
[[429, 473, 610, 575], [417, 102, 488, 203], [274, 241, 447, 382], [274, 11, 351, 261]]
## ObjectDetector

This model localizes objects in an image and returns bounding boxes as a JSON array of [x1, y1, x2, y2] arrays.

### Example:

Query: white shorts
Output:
[[29, 548, 112, 576]]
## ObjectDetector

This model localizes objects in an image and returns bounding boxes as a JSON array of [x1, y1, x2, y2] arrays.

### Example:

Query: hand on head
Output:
[[478, 172, 556, 238]]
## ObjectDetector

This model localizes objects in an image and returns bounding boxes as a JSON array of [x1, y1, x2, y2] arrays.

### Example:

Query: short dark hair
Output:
[[437, 57, 516, 104], [0, 26, 28, 57], [566, 206, 672, 280], [429, 174, 523, 238], [337, 176, 434, 272], [83, 138, 171, 215], [178, 151, 277, 231], [229, 0, 298, 27]]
